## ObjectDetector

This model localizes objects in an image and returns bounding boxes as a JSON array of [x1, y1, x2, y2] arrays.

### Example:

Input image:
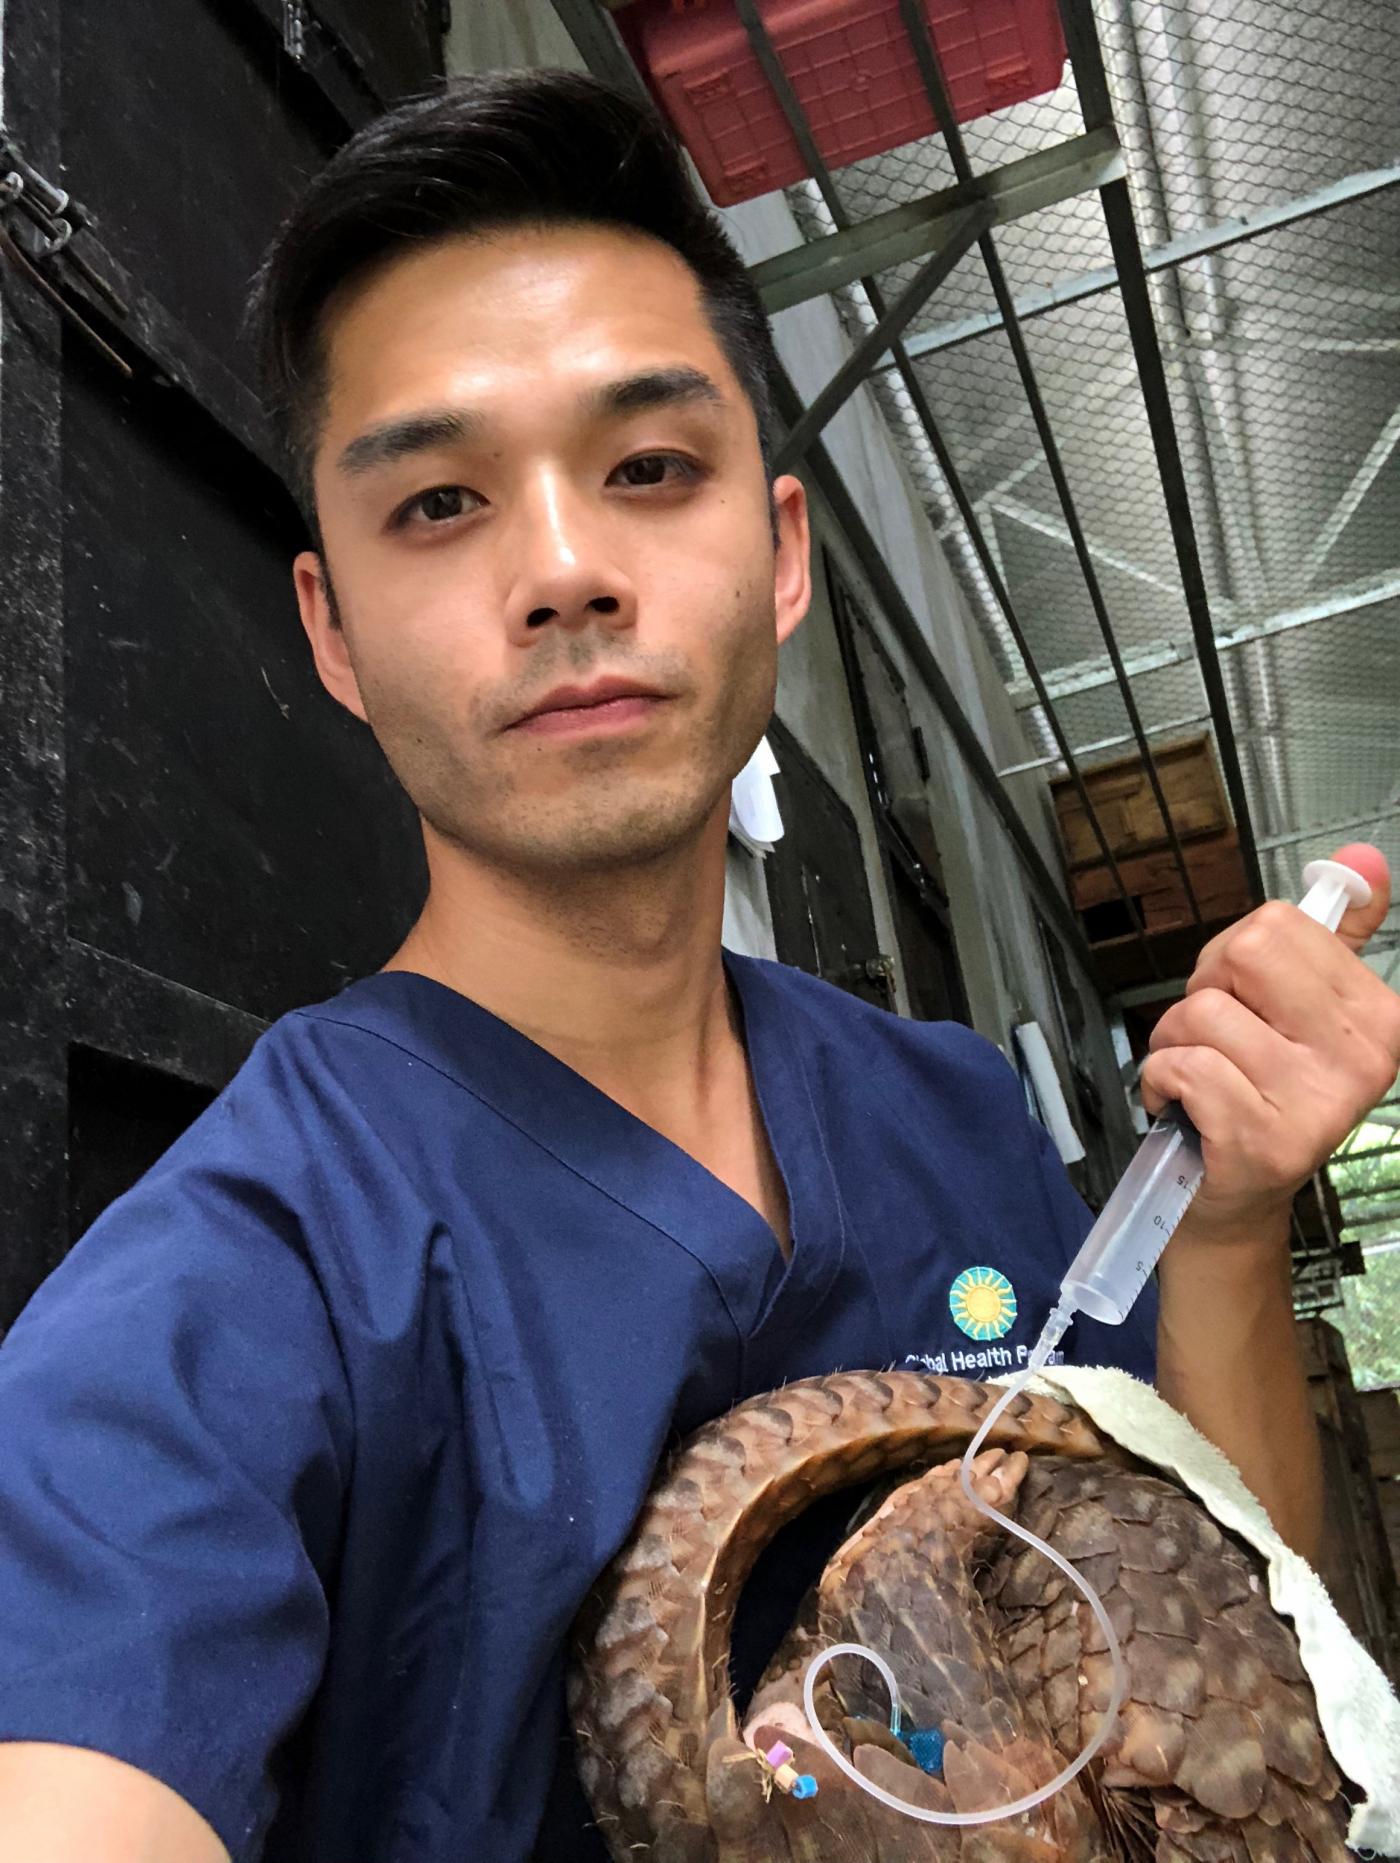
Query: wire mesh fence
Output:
[[775, 0, 1400, 1302]]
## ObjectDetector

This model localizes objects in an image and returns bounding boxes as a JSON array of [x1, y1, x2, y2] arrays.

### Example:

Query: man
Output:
[[0, 68, 1395, 1863]]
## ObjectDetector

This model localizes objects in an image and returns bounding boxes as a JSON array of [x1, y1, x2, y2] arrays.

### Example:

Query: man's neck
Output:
[[383, 807, 740, 1125], [386, 805, 792, 1255]]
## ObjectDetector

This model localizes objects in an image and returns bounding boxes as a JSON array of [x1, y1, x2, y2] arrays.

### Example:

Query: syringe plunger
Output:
[[1057, 858, 1372, 1330]]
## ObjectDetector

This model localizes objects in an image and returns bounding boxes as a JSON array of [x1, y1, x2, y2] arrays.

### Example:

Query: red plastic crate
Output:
[[618, 0, 1066, 206]]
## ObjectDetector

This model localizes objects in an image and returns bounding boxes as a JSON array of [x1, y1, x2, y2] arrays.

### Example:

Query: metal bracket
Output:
[[772, 200, 991, 474], [0, 126, 131, 374], [0, 130, 76, 254], [751, 127, 1124, 316], [283, 0, 307, 62], [826, 953, 897, 988]]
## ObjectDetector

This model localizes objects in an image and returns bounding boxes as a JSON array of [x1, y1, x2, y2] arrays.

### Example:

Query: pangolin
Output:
[[570, 1371, 1350, 1863]]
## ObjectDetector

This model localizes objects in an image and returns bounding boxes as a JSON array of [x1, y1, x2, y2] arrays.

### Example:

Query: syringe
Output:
[[1054, 857, 1373, 1330], [797, 859, 1374, 1832]]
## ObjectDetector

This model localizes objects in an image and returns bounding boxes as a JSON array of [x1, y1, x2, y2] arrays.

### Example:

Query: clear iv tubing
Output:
[[797, 858, 1373, 1823], [799, 1305, 1127, 1826]]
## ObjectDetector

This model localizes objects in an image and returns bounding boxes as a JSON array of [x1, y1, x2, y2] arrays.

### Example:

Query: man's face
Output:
[[294, 224, 810, 875]]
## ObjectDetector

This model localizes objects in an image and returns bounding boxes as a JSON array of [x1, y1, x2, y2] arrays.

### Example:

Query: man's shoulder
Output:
[[207, 973, 435, 1106], [731, 952, 1012, 1088], [102, 977, 421, 1213]]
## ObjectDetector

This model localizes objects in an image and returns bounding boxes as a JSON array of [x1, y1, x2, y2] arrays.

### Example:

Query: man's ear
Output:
[[292, 550, 369, 724], [770, 473, 811, 648]]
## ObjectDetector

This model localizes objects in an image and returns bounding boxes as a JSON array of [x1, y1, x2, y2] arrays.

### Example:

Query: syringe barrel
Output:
[[1057, 859, 1368, 1332], [1059, 1111, 1205, 1325]]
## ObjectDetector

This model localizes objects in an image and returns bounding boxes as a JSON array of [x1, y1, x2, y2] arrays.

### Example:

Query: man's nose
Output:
[[503, 474, 637, 643]]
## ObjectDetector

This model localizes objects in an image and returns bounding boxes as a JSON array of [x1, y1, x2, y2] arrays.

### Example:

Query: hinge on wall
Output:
[[283, 0, 308, 62], [824, 953, 898, 1001], [0, 128, 131, 375]]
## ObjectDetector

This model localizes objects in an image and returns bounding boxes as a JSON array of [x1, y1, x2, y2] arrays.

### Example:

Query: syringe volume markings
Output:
[[1055, 857, 1369, 1333]]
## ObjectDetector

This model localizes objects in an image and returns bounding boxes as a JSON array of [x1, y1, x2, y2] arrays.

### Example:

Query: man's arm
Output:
[[1155, 1215, 1323, 1562], [0, 1745, 229, 1863], [1141, 842, 1400, 1565], [0, 1094, 353, 1862]]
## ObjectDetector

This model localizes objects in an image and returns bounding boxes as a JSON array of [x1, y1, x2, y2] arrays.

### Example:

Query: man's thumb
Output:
[[1328, 842, 1390, 952]]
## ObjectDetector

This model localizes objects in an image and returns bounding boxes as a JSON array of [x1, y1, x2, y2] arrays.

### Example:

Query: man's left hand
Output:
[[1142, 842, 1400, 1249]]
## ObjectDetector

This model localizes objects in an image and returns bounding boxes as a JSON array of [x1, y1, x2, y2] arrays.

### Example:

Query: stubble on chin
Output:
[[419, 737, 726, 875], [353, 590, 777, 877]]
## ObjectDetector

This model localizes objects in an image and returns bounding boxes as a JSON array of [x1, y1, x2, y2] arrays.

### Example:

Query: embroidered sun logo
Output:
[[949, 1266, 1018, 1341]]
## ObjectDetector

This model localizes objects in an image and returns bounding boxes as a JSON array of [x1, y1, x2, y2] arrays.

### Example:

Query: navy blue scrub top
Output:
[[0, 954, 1155, 1862]]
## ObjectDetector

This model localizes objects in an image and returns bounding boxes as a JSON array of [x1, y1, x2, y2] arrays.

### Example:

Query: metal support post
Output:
[[898, 162, 1400, 363], [1299, 404, 1400, 589], [1256, 802, 1400, 856], [1001, 714, 1400, 781], [751, 127, 1123, 314], [1007, 567, 1400, 709], [1339, 1202, 1400, 1230], [768, 366, 1093, 965], [1336, 1141, 1400, 1167], [1058, 0, 1264, 901], [773, 202, 990, 472], [729, 0, 1165, 968], [549, 0, 650, 97], [893, 0, 1203, 927]]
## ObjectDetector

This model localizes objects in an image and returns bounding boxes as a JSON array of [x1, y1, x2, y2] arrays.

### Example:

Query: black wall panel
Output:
[[318, 0, 444, 104], [63, 0, 340, 372], [63, 339, 424, 1021], [0, 0, 442, 1325], [67, 1047, 217, 1246], [763, 718, 891, 1008]]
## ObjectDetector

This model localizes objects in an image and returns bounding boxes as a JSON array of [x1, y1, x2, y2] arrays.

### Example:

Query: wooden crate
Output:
[[1086, 918, 1236, 994], [1052, 735, 1230, 870], [1070, 827, 1252, 940]]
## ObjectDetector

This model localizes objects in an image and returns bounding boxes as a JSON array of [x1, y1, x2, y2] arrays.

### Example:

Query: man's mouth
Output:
[[509, 677, 672, 737]]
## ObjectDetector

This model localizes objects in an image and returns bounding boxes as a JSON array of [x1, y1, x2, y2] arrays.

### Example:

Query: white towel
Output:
[[1016, 1364, 1400, 1854], [729, 735, 784, 857]]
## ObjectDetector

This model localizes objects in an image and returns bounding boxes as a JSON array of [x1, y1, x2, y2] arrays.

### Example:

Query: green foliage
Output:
[[1336, 1247, 1400, 1391], [1332, 1117, 1400, 1391], [1331, 1121, 1400, 1201]]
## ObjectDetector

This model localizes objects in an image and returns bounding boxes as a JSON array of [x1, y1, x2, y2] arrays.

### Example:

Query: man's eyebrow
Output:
[[334, 367, 726, 480], [335, 407, 484, 479], [587, 366, 727, 419]]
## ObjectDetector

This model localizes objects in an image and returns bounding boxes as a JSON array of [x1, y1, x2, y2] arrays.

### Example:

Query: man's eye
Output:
[[400, 486, 477, 525], [612, 454, 698, 489]]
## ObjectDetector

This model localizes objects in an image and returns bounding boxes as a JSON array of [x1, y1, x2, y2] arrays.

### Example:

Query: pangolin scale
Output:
[[570, 1371, 1349, 1863]]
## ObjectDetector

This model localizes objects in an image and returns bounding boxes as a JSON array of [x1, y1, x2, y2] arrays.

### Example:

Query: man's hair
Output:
[[247, 68, 779, 524]]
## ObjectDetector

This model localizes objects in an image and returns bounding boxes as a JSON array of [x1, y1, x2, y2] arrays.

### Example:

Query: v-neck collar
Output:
[[305, 953, 847, 1350]]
